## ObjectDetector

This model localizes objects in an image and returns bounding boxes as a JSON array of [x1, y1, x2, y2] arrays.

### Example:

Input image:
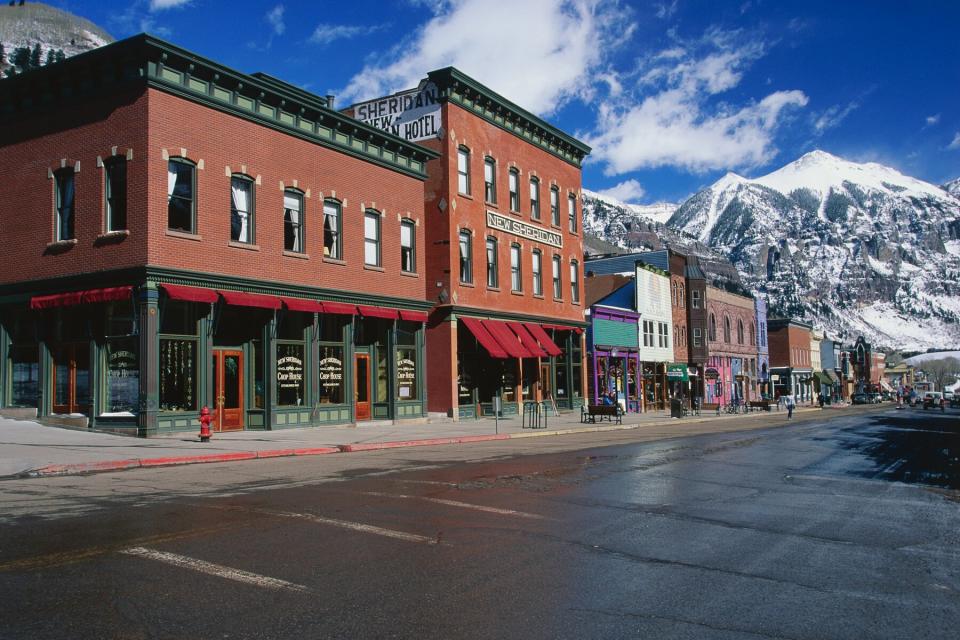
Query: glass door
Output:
[[355, 353, 371, 420], [212, 349, 244, 431], [51, 343, 90, 415]]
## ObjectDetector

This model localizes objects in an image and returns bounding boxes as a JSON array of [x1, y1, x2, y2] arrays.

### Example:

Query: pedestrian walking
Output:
[[786, 395, 795, 419]]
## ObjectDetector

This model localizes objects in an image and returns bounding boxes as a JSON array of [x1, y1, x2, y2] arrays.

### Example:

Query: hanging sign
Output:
[[353, 81, 442, 142], [666, 364, 689, 381]]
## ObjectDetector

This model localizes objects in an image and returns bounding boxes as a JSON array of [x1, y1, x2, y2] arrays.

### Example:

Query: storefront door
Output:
[[51, 343, 90, 415], [540, 364, 551, 402], [212, 349, 244, 431], [355, 353, 371, 421]]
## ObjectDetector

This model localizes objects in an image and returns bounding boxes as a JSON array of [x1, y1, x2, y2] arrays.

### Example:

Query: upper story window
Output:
[[679, 284, 685, 308], [570, 259, 580, 304], [323, 199, 342, 259], [643, 320, 654, 347], [550, 187, 560, 226], [552, 254, 562, 299], [400, 219, 415, 273], [486, 236, 499, 288], [508, 169, 520, 212], [671, 282, 678, 307], [484, 157, 496, 204], [737, 319, 745, 345], [364, 210, 381, 266], [567, 193, 577, 233], [230, 175, 254, 244], [510, 243, 522, 292], [54, 168, 75, 241], [693, 327, 702, 347], [692, 289, 702, 309], [167, 158, 195, 234], [723, 316, 731, 343], [457, 147, 470, 196], [104, 156, 127, 232], [709, 314, 717, 341], [283, 189, 304, 253], [532, 249, 543, 296], [658, 322, 669, 348], [458, 230, 473, 284], [529, 177, 540, 219]]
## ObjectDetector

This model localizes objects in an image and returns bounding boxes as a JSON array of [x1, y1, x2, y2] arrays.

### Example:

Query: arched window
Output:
[[749, 322, 756, 346], [671, 282, 678, 307], [679, 284, 685, 308], [723, 316, 731, 343], [709, 314, 716, 341], [737, 319, 744, 345]]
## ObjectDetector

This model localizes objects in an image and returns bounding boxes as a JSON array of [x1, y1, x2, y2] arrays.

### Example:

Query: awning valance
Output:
[[507, 321, 548, 358], [30, 286, 133, 310], [460, 317, 508, 359], [542, 323, 583, 334], [399, 310, 429, 323], [161, 284, 220, 303], [358, 305, 400, 320], [321, 302, 357, 315], [524, 322, 562, 357], [483, 320, 534, 358], [220, 290, 282, 310], [281, 297, 325, 313]]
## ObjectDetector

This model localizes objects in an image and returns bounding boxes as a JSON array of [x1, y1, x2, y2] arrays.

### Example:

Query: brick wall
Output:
[[705, 287, 758, 359]]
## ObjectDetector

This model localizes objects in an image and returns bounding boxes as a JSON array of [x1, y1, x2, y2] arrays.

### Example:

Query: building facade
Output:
[[768, 318, 814, 402], [0, 35, 438, 435], [351, 68, 591, 418], [704, 285, 759, 406], [755, 296, 770, 398], [635, 262, 673, 410], [585, 275, 640, 411]]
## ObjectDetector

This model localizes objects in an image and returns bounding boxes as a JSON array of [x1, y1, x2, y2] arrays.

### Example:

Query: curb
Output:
[[16, 405, 836, 479]]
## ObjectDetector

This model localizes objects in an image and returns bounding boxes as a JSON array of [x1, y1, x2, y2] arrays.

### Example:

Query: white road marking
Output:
[[362, 491, 544, 519], [394, 480, 459, 487], [270, 511, 440, 545], [120, 547, 310, 593]]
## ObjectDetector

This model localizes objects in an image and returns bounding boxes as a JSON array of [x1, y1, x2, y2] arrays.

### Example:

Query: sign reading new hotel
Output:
[[486, 211, 563, 248], [353, 81, 442, 142]]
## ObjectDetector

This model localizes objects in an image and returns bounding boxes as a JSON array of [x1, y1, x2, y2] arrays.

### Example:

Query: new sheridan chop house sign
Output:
[[353, 81, 441, 143]]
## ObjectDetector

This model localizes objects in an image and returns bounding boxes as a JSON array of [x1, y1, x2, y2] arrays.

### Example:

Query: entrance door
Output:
[[355, 353, 371, 421], [51, 343, 90, 415], [539, 364, 552, 402], [212, 349, 244, 431]]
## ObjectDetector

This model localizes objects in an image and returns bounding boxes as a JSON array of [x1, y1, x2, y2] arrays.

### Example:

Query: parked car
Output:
[[922, 392, 944, 410], [852, 393, 868, 405]]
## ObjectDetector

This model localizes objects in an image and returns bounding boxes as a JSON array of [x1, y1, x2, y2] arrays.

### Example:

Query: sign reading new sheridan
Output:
[[353, 81, 441, 143], [486, 211, 563, 248]]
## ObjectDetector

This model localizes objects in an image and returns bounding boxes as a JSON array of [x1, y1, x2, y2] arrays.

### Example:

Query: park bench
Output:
[[701, 402, 721, 415], [749, 400, 772, 411], [581, 404, 623, 425]]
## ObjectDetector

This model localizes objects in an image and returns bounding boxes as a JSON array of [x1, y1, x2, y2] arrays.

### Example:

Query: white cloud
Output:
[[338, 0, 631, 115], [266, 5, 285, 36], [310, 23, 386, 44], [925, 114, 940, 126], [655, 0, 679, 19], [813, 101, 859, 134], [150, 0, 191, 10], [587, 31, 808, 174], [949, 132, 960, 150], [596, 179, 646, 203]]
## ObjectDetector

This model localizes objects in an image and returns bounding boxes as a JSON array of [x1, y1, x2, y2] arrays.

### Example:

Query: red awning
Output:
[[460, 317, 508, 359], [322, 301, 357, 315], [358, 305, 400, 320], [161, 284, 219, 304], [507, 321, 548, 358], [542, 323, 583, 334], [483, 319, 535, 358], [399, 310, 429, 323], [524, 322, 563, 357], [30, 286, 133, 310], [281, 297, 325, 313], [219, 290, 282, 310]]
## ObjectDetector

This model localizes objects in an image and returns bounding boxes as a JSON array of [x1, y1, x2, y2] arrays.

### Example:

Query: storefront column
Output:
[[310, 313, 320, 423], [137, 284, 160, 436], [265, 313, 277, 429], [0, 317, 8, 408]]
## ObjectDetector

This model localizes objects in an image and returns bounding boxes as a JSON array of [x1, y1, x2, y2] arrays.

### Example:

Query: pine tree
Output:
[[29, 43, 41, 69], [0, 43, 6, 66], [45, 48, 56, 66], [55, 49, 65, 63], [11, 46, 31, 70]]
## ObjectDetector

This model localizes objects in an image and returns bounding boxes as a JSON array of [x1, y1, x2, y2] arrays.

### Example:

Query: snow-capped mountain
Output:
[[667, 150, 960, 350], [582, 189, 678, 248], [0, 2, 112, 70], [944, 177, 960, 199]]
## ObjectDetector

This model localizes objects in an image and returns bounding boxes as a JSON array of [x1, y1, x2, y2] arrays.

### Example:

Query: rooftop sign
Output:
[[353, 81, 442, 143]]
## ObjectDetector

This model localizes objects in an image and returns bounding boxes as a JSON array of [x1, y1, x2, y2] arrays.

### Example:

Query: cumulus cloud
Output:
[[596, 179, 646, 203], [338, 0, 631, 115], [266, 5, 285, 36], [587, 30, 808, 174], [310, 23, 386, 44], [949, 132, 960, 150], [150, 0, 191, 10]]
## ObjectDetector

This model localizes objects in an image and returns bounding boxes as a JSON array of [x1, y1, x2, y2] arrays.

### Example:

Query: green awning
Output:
[[666, 364, 689, 382], [816, 371, 833, 385]]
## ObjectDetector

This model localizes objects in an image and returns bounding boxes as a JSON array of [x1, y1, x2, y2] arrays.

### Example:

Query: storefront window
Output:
[[396, 348, 417, 400], [159, 339, 196, 411], [276, 343, 305, 406], [570, 333, 582, 398], [9, 345, 38, 407], [502, 365, 516, 403], [318, 345, 344, 404], [105, 340, 138, 414], [252, 338, 264, 409]]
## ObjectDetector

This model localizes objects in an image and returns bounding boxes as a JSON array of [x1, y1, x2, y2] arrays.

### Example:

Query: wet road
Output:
[[1, 407, 958, 639]]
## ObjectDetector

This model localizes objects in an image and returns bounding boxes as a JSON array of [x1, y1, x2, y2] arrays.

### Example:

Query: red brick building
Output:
[[704, 285, 759, 406], [0, 35, 437, 435], [768, 318, 814, 402], [352, 69, 591, 417]]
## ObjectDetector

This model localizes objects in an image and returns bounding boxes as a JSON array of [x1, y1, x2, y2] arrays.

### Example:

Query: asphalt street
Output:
[[0, 406, 957, 639]]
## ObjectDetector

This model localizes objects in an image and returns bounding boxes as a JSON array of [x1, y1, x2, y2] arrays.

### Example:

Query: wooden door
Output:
[[354, 353, 371, 421], [212, 350, 244, 431], [51, 343, 90, 415], [539, 364, 551, 403]]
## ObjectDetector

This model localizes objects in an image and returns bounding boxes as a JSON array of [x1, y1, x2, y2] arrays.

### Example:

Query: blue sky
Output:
[[53, 0, 960, 203]]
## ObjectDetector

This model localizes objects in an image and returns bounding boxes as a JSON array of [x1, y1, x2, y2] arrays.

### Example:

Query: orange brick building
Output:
[[351, 69, 591, 417], [0, 35, 437, 435]]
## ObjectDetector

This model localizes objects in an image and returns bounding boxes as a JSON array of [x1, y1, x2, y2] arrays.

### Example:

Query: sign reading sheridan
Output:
[[486, 211, 563, 248], [353, 81, 441, 143]]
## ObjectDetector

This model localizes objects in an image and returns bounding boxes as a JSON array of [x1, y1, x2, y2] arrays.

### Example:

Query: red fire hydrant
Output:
[[198, 405, 214, 443]]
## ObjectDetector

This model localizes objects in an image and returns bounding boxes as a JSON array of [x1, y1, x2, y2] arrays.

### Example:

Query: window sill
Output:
[[283, 250, 309, 260], [363, 264, 385, 272], [459, 281, 475, 288], [553, 297, 564, 303], [322, 256, 346, 265], [166, 229, 202, 241], [46, 238, 78, 249], [458, 192, 474, 201], [487, 286, 501, 292], [400, 271, 420, 278], [485, 201, 498, 209], [98, 230, 129, 240], [511, 290, 524, 296], [509, 209, 522, 217], [533, 294, 545, 300], [228, 241, 260, 251]]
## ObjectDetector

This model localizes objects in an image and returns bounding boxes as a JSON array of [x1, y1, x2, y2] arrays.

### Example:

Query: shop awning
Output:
[[507, 322, 548, 358], [399, 310, 429, 323], [666, 364, 689, 381], [219, 290, 282, 310], [825, 370, 840, 383], [281, 297, 325, 313], [542, 323, 583, 334], [358, 305, 400, 320], [460, 317, 508, 359], [321, 301, 357, 315], [30, 286, 133, 309], [483, 320, 535, 358], [815, 371, 833, 385], [524, 322, 563, 357], [160, 284, 219, 304]]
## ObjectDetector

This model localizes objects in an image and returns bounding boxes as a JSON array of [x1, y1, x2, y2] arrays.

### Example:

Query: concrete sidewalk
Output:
[[0, 404, 831, 479]]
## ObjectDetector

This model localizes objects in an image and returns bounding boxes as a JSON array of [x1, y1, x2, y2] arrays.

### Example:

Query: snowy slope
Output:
[[0, 2, 112, 69], [944, 177, 960, 199], [666, 150, 960, 350]]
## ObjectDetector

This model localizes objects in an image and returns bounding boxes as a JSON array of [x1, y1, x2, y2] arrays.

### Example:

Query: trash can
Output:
[[670, 397, 683, 418]]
